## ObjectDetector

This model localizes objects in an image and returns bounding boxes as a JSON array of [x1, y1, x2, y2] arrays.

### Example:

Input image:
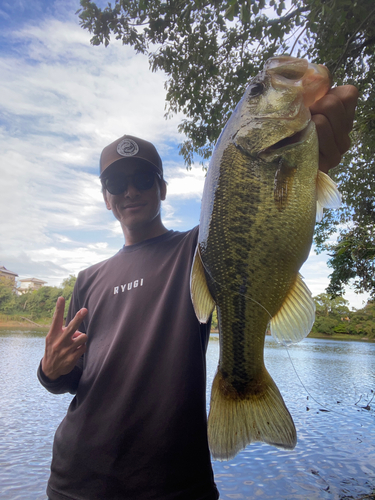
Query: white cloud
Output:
[[0, 12, 189, 286], [1, 19, 182, 149], [301, 250, 370, 310], [164, 164, 206, 199], [161, 201, 183, 228]]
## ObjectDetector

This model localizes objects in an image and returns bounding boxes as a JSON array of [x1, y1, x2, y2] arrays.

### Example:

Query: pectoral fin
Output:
[[270, 274, 315, 345], [190, 246, 215, 323], [316, 170, 341, 222]]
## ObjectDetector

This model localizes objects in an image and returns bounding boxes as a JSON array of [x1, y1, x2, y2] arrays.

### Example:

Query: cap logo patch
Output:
[[117, 138, 139, 157]]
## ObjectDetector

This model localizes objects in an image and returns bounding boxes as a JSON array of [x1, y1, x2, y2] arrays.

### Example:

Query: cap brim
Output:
[[99, 157, 161, 179]]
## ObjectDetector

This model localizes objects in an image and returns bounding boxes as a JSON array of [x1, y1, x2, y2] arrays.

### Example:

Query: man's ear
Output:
[[103, 190, 112, 210], [160, 180, 167, 201]]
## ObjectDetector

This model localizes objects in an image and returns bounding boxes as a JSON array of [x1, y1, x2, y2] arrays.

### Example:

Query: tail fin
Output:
[[208, 369, 297, 461]]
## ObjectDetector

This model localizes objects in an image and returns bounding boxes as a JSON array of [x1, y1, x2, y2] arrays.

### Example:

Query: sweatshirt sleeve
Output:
[[37, 275, 85, 395], [37, 357, 83, 395]]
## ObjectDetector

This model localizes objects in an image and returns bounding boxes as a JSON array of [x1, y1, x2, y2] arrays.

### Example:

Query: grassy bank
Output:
[[0, 319, 373, 342], [307, 332, 373, 342], [0, 314, 50, 328]]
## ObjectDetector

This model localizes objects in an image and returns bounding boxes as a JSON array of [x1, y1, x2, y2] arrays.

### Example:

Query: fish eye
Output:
[[248, 82, 265, 97]]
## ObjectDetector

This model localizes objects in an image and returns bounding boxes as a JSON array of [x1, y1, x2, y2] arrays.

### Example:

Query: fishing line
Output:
[[283, 343, 374, 418], [284, 344, 340, 415]]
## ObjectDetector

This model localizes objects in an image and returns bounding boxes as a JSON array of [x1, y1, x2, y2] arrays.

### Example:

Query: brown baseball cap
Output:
[[99, 135, 163, 178]]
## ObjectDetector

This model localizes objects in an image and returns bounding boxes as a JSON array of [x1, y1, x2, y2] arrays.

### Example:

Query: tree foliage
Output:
[[0, 276, 77, 321], [313, 293, 350, 318], [0, 277, 17, 314], [319, 225, 375, 298], [311, 294, 375, 338], [77, 0, 375, 296], [349, 301, 375, 339], [211, 307, 218, 331], [24, 286, 62, 318], [61, 275, 77, 311]]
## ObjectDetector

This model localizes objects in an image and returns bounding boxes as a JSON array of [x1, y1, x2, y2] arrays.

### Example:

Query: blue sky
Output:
[[0, 0, 369, 309]]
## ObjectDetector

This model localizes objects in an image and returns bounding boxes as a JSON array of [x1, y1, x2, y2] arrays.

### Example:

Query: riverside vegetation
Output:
[[0, 275, 374, 339], [0, 275, 76, 327]]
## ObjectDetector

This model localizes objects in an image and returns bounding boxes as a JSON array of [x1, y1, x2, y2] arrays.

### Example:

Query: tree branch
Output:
[[268, 6, 309, 26], [332, 5, 375, 74], [289, 25, 306, 56]]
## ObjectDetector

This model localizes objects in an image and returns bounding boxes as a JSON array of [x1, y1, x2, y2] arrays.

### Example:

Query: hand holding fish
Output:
[[313, 85, 359, 173], [41, 297, 88, 381]]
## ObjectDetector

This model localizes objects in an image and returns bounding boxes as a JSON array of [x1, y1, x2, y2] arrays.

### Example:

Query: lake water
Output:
[[0, 329, 374, 500]]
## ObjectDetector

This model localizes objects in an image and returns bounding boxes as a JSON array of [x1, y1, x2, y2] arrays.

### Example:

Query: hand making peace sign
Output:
[[41, 296, 88, 381]]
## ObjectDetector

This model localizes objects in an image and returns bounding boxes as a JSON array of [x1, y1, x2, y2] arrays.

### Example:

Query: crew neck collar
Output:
[[121, 230, 174, 253]]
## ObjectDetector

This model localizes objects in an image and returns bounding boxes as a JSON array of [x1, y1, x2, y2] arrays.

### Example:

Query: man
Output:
[[38, 86, 358, 500]]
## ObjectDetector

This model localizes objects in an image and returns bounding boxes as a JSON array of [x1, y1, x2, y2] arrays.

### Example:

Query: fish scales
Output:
[[190, 56, 342, 460], [203, 142, 315, 386]]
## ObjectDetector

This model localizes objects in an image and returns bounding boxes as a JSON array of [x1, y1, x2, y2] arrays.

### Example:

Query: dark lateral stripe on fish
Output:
[[230, 284, 249, 394]]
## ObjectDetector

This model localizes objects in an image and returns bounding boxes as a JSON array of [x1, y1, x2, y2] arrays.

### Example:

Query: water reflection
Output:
[[207, 337, 375, 499], [0, 330, 71, 500], [0, 330, 374, 499]]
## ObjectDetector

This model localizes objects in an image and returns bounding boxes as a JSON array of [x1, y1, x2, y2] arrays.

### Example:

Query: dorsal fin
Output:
[[270, 274, 315, 345], [316, 170, 341, 222]]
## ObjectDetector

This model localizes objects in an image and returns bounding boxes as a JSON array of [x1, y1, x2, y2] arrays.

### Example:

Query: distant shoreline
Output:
[[0, 320, 50, 329], [211, 330, 373, 342], [307, 332, 373, 342], [1, 322, 373, 342]]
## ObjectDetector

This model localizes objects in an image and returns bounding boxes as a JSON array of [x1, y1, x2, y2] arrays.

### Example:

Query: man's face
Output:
[[102, 164, 167, 237]]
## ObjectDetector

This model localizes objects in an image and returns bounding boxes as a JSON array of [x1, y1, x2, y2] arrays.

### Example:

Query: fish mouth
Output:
[[259, 121, 313, 159]]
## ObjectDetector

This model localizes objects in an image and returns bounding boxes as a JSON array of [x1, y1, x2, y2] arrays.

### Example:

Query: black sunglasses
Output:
[[102, 170, 161, 195]]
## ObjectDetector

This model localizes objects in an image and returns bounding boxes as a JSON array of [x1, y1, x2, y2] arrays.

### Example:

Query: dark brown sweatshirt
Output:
[[38, 228, 218, 500]]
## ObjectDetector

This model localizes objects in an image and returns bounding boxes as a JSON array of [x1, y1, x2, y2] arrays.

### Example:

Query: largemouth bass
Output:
[[190, 56, 341, 460]]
